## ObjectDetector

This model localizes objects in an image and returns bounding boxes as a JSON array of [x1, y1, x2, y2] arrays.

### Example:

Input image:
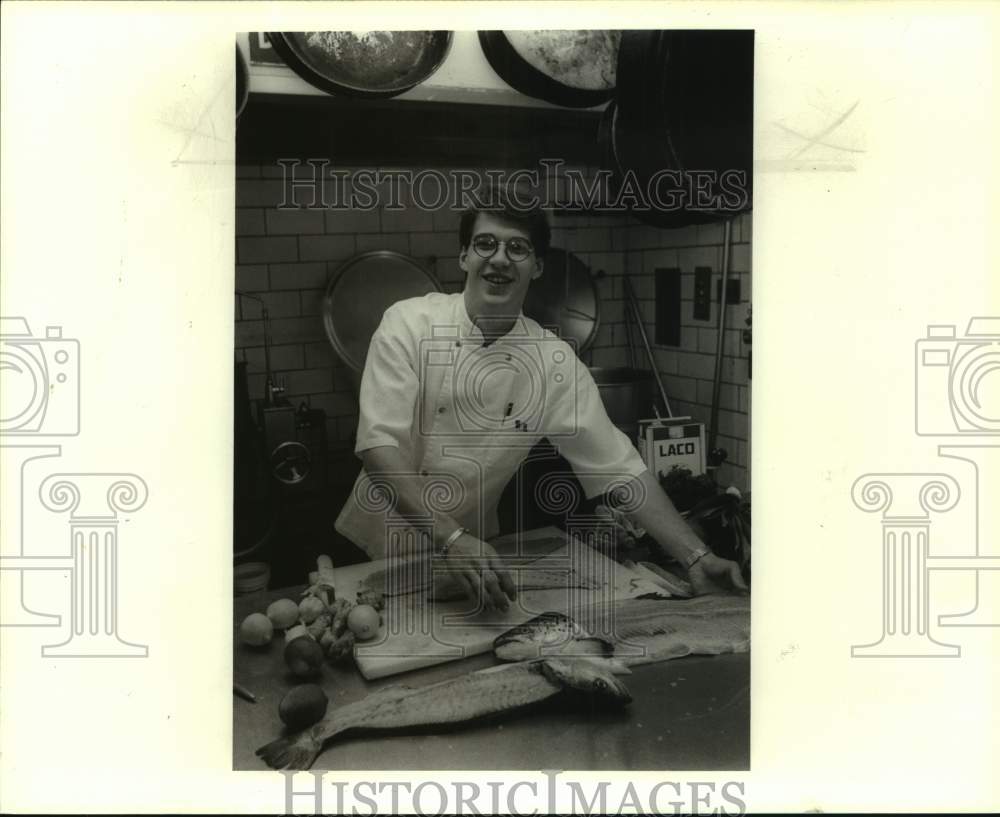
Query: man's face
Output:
[[459, 212, 543, 318]]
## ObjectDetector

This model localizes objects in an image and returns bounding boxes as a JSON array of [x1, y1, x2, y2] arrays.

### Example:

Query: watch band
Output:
[[438, 526, 467, 558], [685, 546, 711, 569]]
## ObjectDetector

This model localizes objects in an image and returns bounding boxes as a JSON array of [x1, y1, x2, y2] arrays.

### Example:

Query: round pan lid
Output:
[[323, 251, 443, 373], [522, 247, 600, 354], [267, 31, 453, 99]]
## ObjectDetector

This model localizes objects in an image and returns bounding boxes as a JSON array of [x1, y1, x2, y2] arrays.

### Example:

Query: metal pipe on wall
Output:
[[622, 275, 672, 418], [708, 219, 734, 455]]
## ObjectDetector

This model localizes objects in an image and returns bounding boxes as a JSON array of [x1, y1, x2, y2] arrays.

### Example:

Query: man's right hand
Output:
[[441, 533, 517, 611]]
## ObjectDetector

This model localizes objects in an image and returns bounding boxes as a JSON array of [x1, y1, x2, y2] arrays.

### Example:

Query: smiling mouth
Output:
[[483, 274, 514, 285]]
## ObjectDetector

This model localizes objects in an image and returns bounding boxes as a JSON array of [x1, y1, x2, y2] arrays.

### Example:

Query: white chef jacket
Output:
[[335, 292, 648, 559]]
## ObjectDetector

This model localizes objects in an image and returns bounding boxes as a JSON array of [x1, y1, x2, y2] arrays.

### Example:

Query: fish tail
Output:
[[255, 733, 323, 770]]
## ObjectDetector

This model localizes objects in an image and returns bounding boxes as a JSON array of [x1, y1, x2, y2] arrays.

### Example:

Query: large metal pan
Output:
[[522, 247, 600, 354], [267, 31, 453, 99], [479, 30, 619, 108], [605, 30, 754, 227], [322, 251, 443, 376]]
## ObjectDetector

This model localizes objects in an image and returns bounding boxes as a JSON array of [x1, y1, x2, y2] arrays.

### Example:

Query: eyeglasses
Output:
[[470, 233, 534, 262]]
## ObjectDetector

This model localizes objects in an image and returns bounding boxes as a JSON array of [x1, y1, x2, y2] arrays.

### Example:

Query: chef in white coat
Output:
[[336, 194, 747, 609]]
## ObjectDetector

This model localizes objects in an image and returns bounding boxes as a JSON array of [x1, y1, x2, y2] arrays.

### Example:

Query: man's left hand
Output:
[[688, 553, 749, 596]]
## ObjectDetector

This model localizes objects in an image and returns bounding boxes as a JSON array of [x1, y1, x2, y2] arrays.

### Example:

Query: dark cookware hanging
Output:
[[266, 31, 453, 99], [603, 30, 754, 227], [596, 100, 620, 176], [478, 31, 619, 108], [236, 43, 250, 120]]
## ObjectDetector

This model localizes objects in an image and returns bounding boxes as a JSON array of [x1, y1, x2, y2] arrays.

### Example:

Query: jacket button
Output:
[[420, 470, 428, 477], [437, 406, 447, 414]]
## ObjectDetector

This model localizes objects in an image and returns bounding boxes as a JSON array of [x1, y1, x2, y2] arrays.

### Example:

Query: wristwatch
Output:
[[684, 546, 711, 569], [437, 526, 467, 558]]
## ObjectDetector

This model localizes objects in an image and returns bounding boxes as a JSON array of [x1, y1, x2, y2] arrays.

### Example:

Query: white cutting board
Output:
[[330, 527, 663, 679]]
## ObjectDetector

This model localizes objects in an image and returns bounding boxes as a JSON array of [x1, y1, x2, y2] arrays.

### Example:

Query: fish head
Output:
[[540, 658, 632, 705], [493, 612, 582, 662]]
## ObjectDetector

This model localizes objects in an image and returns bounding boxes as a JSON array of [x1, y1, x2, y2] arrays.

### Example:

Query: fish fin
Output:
[[495, 642, 539, 662], [558, 637, 615, 657], [537, 657, 574, 687], [479, 659, 524, 675], [539, 658, 632, 703], [591, 656, 632, 676], [255, 734, 322, 771], [562, 655, 632, 675], [539, 657, 606, 688]]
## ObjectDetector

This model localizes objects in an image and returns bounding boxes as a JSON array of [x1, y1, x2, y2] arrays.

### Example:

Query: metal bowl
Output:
[[267, 31, 453, 99]]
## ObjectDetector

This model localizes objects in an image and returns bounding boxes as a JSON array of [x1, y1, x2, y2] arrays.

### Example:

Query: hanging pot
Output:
[[478, 30, 619, 108], [596, 99, 620, 177], [607, 30, 754, 227], [267, 31, 453, 99], [236, 43, 250, 120], [598, 41, 701, 227], [598, 90, 705, 228]]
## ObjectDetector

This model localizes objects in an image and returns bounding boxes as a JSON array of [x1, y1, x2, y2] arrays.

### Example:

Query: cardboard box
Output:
[[638, 417, 707, 478]]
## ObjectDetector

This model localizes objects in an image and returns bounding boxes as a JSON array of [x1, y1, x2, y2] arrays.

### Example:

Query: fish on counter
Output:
[[256, 657, 631, 771], [357, 559, 600, 604], [604, 595, 750, 665], [493, 612, 614, 662], [492, 595, 750, 668]]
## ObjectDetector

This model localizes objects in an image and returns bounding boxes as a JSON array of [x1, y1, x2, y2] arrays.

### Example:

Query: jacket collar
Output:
[[454, 293, 530, 346]]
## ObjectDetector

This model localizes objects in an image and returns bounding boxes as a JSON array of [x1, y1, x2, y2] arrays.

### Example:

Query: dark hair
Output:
[[458, 188, 551, 258]]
